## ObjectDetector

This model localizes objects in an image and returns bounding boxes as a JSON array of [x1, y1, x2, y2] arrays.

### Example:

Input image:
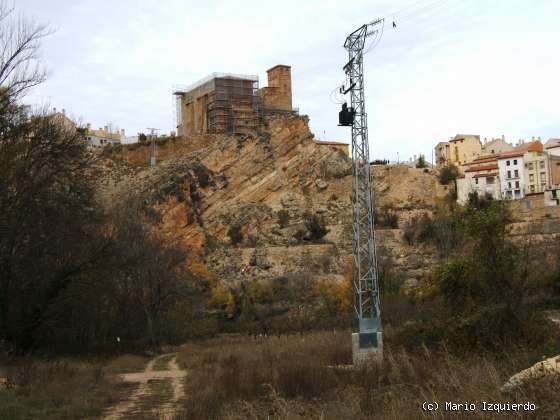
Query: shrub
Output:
[[277, 209, 290, 228], [439, 164, 459, 185], [227, 223, 243, 245], [293, 229, 307, 243], [417, 199, 556, 350], [192, 163, 212, 188], [334, 167, 352, 178], [304, 213, 330, 241], [403, 213, 434, 245], [376, 205, 399, 229]]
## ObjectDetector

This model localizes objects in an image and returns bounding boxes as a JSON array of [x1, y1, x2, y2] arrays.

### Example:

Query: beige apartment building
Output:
[[449, 134, 482, 165], [435, 134, 482, 169], [481, 136, 513, 156], [434, 141, 451, 168], [524, 149, 550, 194]]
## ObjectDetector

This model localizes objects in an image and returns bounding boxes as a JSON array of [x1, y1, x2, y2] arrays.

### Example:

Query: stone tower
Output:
[[265, 65, 292, 111]]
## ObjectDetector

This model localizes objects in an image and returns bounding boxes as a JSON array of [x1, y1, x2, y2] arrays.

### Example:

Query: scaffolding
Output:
[[174, 73, 263, 135]]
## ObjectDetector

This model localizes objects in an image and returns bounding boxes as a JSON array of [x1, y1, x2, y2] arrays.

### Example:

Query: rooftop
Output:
[[173, 72, 259, 95], [473, 172, 498, 178], [267, 64, 291, 73], [465, 164, 498, 173], [450, 134, 480, 142]]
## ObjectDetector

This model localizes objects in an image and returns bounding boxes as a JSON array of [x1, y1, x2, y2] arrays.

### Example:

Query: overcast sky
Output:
[[18, 0, 560, 162]]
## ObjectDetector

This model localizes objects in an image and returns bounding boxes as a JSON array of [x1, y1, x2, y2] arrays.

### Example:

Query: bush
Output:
[[417, 199, 557, 350], [403, 213, 434, 245], [277, 209, 290, 228], [439, 164, 459, 185], [293, 229, 307, 243], [227, 223, 243, 245], [304, 213, 329, 241], [376, 205, 399, 229]]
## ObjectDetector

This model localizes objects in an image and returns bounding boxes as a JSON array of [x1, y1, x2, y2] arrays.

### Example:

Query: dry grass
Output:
[[176, 331, 560, 420], [103, 353, 150, 374], [0, 358, 134, 420], [153, 353, 175, 371]]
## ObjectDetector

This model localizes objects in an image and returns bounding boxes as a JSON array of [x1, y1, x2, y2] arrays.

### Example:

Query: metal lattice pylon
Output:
[[343, 19, 384, 361]]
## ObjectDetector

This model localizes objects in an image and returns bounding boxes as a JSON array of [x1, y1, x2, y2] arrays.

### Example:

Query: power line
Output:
[[396, 0, 450, 24], [385, 0, 449, 20]]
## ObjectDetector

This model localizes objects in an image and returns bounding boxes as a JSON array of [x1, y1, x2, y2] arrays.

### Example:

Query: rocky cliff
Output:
[[93, 115, 560, 291]]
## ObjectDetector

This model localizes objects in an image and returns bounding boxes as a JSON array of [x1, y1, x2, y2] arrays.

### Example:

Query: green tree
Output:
[[419, 200, 544, 349], [416, 155, 428, 169], [439, 164, 459, 185]]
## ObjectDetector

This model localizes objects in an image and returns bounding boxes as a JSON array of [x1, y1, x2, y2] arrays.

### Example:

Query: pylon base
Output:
[[352, 331, 383, 365]]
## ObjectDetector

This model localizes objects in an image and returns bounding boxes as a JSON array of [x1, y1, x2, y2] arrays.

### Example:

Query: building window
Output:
[[515, 181, 520, 188], [513, 159, 517, 165], [487, 177, 494, 184], [475, 178, 479, 184], [507, 170, 511, 178], [530, 185, 535, 192], [539, 161, 545, 169], [528, 162, 534, 170], [529, 174, 534, 182], [540, 172, 546, 180], [514, 169, 519, 177], [508, 182, 511, 188], [506, 160, 510, 166]]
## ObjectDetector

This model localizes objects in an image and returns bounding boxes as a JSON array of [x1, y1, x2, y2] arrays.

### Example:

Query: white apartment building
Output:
[[457, 162, 500, 204], [497, 152, 525, 199]]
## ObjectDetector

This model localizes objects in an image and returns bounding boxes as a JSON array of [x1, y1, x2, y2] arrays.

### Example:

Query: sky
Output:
[[17, 0, 560, 162]]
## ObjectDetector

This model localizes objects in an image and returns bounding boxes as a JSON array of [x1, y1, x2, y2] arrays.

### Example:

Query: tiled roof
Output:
[[465, 164, 498, 172], [473, 172, 498, 178]]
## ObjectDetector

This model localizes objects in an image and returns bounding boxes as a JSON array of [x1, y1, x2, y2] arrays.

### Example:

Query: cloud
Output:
[[18, 0, 560, 159]]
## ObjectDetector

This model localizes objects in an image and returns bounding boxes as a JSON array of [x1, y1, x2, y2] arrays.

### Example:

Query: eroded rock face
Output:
[[502, 355, 560, 392], [94, 115, 560, 291]]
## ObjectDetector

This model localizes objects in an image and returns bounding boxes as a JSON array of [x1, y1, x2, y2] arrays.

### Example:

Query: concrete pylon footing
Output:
[[352, 332, 383, 365]]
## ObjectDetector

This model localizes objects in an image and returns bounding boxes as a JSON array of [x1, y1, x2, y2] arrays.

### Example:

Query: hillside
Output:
[[94, 115, 560, 292], [94, 116, 445, 289]]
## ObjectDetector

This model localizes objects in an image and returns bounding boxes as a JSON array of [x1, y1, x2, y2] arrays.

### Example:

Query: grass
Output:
[[176, 331, 560, 420], [153, 354, 175, 371], [0, 358, 135, 420], [103, 353, 150, 374]]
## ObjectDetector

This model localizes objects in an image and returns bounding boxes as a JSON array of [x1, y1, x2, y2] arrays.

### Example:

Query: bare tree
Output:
[[0, 1, 51, 99]]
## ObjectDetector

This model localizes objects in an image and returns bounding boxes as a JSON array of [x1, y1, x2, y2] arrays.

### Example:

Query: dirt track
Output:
[[104, 353, 186, 420]]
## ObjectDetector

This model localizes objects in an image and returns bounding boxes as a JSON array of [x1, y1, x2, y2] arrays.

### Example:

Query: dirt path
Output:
[[104, 353, 186, 420]]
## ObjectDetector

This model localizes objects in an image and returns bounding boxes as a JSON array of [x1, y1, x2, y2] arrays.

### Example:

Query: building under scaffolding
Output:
[[174, 65, 295, 136]]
